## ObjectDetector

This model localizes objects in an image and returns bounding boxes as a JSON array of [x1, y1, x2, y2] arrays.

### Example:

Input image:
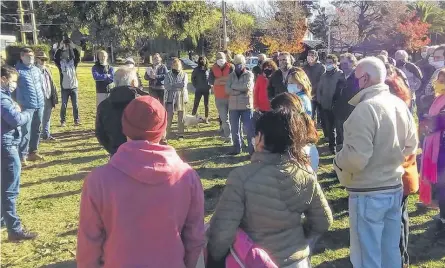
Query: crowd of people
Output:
[[2, 42, 445, 268]]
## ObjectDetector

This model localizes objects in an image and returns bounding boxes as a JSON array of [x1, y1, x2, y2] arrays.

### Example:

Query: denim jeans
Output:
[[19, 107, 43, 159], [229, 109, 254, 154], [400, 196, 409, 267], [41, 98, 53, 139], [349, 189, 403, 268], [166, 104, 185, 137], [215, 98, 231, 139], [61, 88, 79, 123], [1, 145, 23, 235]]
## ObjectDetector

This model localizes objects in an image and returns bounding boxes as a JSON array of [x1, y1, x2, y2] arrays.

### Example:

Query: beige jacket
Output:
[[207, 152, 333, 267], [225, 70, 254, 110], [334, 83, 418, 193]]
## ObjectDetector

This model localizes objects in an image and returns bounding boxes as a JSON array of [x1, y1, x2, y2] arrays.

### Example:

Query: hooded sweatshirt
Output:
[[77, 141, 205, 268]]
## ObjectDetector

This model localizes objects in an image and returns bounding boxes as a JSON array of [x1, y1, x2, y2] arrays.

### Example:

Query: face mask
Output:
[[235, 64, 244, 73], [217, 59, 226, 67], [433, 80, 445, 96], [431, 61, 445, 69], [263, 69, 273, 77], [8, 81, 17, 92], [172, 69, 179, 74], [22, 56, 34, 66], [307, 56, 315, 63], [198, 61, 205, 66], [326, 64, 335, 71], [258, 60, 263, 66], [287, 84, 302, 94], [396, 60, 405, 67], [421, 52, 428, 59], [279, 61, 289, 71]]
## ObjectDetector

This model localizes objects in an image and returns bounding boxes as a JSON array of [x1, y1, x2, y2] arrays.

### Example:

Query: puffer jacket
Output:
[[95, 86, 149, 155], [15, 61, 45, 109], [303, 62, 326, 99], [317, 69, 344, 111], [1, 89, 31, 146], [191, 67, 211, 93], [207, 152, 333, 267], [92, 62, 115, 93], [225, 70, 254, 110]]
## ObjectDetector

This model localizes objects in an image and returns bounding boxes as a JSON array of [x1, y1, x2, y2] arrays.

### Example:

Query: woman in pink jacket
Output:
[[77, 96, 205, 268]]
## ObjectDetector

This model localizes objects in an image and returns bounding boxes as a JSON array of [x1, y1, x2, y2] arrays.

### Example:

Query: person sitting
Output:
[[207, 106, 332, 268], [286, 68, 313, 116], [77, 96, 205, 268], [1, 66, 37, 241], [95, 67, 148, 156]]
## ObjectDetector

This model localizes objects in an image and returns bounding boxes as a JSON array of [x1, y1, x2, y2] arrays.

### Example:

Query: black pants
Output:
[[335, 118, 345, 151], [192, 91, 209, 118], [400, 195, 409, 267], [149, 88, 165, 106], [320, 109, 336, 150], [311, 100, 321, 124]]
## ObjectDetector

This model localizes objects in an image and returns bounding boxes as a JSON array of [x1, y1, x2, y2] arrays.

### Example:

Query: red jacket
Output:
[[254, 75, 271, 112], [77, 140, 205, 268]]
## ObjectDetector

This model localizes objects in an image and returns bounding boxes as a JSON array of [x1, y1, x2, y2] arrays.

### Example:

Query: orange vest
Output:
[[211, 63, 231, 99]]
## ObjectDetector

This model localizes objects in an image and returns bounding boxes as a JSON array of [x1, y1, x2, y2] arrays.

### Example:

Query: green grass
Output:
[[2, 63, 445, 267]]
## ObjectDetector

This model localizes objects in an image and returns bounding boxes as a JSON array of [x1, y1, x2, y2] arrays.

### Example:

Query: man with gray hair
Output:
[[95, 67, 148, 155], [334, 57, 417, 268], [252, 53, 267, 80], [395, 50, 423, 109]]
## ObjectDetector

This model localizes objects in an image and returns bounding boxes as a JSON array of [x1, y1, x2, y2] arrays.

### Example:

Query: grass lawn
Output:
[[2, 63, 445, 267]]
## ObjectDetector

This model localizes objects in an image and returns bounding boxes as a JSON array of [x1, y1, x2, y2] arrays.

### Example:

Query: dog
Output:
[[183, 114, 206, 132]]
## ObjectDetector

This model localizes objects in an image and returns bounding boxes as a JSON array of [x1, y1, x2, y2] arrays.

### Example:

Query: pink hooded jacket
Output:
[[77, 140, 205, 268]]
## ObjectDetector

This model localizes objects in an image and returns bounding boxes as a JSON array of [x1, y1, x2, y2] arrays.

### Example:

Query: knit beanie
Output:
[[122, 96, 167, 142]]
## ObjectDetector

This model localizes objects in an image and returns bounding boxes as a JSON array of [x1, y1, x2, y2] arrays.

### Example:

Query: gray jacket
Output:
[[225, 70, 254, 110], [317, 69, 344, 110]]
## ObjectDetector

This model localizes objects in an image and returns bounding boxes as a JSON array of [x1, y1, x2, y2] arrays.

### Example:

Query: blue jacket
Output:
[[15, 61, 45, 109], [296, 91, 312, 117], [92, 62, 115, 94], [1, 89, 31, 146]]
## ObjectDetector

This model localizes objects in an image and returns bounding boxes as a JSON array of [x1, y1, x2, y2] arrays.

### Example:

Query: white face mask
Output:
[[307, 56, 315, 63], [421, 52, 428, 59], [326, 64, 334, 71], [217, 59, 226, 67], [8, 81, 17, 92], [431, 60, 445, 69], [287, 84, 302, 94]]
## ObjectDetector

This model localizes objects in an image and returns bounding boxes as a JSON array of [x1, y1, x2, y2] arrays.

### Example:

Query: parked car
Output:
[[245, 56, 259, 70]]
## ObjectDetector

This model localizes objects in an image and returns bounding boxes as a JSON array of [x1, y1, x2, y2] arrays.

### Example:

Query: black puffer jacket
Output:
[[95, 86, 149, 155]]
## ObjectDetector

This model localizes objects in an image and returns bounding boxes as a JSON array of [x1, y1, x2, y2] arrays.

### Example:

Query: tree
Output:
[[260, 1, 307, 54], [408, 1, 445, 35], [396, 13, 431, 52]]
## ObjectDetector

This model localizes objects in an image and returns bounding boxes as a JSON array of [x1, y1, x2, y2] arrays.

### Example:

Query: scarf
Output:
[[419, 94, 445, 204]]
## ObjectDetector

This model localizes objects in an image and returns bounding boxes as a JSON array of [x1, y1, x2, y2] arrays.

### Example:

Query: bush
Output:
[[5, 43, 51, 66]]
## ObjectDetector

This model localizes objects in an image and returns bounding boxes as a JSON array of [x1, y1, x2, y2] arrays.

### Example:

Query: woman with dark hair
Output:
[[207, 97, 332, 267], [254, 59, 278, 113], [191, 56, 211, 123], [385, 63, 412, 108]]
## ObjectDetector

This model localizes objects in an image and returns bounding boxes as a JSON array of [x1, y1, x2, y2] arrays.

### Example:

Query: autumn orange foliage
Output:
[[228, 36, 252, 54], [397, 13, 431, 52], [261, 20, 307, 54]]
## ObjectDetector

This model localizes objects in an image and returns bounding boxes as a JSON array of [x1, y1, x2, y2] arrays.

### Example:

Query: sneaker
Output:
[[177, 135, 184, 140], [228, 151, 241, 156], [8, 229, 38, 241], [205, 118, 210, 124], [27, 153, 44, 162], [60, 122, 66, 127], [74, 121, 81, 126], [42, 136, 57, 141]]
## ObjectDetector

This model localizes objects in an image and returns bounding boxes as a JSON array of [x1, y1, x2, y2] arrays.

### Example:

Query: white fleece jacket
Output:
[[334, 83, 418, 193]]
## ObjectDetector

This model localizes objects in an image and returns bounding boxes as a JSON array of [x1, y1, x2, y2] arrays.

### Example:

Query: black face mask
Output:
[[263, 69, 273, 77], [258, 60, 263, 66], [198, 61, 205, 66], [396, 60, 405, 68], [172, 69, 179, 74]]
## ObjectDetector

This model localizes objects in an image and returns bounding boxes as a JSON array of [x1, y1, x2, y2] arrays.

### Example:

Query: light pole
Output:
[[18, 0, 27, 44], [222, 0, 228, 50], [29, 0, 38, 45], [324, 5, 336, 54]]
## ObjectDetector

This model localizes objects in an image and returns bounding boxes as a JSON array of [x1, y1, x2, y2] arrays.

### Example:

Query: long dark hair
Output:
[[197, 56, 209, 69], [257, 93, 318, 166]]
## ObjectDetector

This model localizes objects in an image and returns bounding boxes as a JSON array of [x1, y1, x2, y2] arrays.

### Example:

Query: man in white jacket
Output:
[[334, 57, 417, 268]]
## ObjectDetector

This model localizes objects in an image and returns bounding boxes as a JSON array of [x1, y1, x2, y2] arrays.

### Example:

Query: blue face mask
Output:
[[287, 84, 302, 94]]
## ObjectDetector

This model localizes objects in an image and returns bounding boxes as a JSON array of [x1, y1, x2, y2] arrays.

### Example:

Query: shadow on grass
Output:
[[204, 184, 225, 217], [28, 155, 105, 169], [31, 189, 82, 200], [40, 260, 76, 268], [55, 134, 96, 143], [52, 130, 94, 138], [183, 129, 220, 139], [408, 220, 445, 265], [59, 229, 78, 237], [316, 256, 352, 268], [196, 166, 235, 180], [314, 227, 350, 254], [22, 168, 92, 188], [45, 146, 104, 156]]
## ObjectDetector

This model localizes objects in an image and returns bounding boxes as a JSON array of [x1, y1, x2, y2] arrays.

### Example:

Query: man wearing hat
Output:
[[35, 51, 58, 141], [78, 95, 205, 268]]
